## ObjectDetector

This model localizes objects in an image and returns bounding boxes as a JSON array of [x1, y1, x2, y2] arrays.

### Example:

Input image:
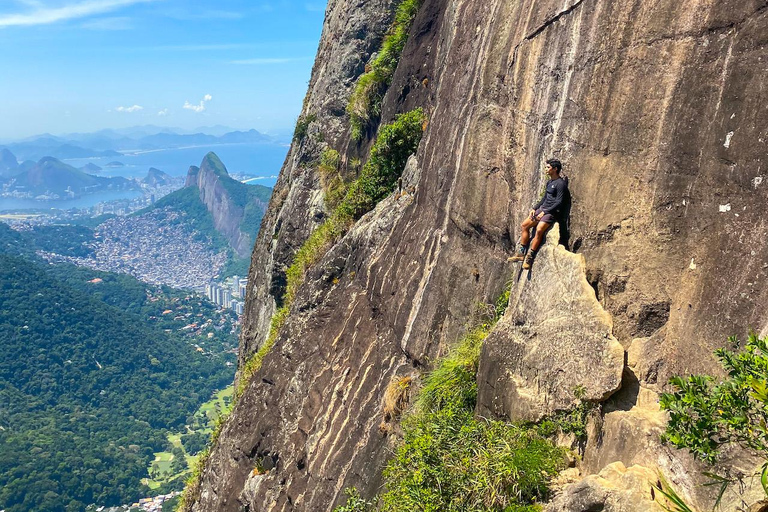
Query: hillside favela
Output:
[[0, 1, 766, 512]]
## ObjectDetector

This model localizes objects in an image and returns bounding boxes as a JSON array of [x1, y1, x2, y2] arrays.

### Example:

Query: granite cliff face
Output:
[[189, 0, 768, 511], [184, 153, 267, 258]]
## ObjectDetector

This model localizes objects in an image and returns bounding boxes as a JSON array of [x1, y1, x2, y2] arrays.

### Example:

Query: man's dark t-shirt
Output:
[[533, 177, 569, 219]]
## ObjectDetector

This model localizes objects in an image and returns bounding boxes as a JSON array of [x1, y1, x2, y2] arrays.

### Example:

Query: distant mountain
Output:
[[2, 127, 282, 161], [143, 167, 171, 186], [192, 125, 237, 137], [178, 152, 272, 258], [105, 161, 125, 167], [133, 129, 271, 150], [0, 148, 18, 178], [0, 139, 122, 161], [80, 162, 102, 173], [10, 156, 137, 196]]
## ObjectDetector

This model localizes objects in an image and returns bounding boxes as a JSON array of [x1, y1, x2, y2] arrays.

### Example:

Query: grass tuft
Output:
[[381, 318, 567, 512], [347, 0, 423, 140]]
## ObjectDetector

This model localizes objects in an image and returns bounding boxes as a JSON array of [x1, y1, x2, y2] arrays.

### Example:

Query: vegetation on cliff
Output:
[[347, 0, 423, 140], [181, 108, 426, 512], [379, 293, 567, 511], [285, 108, 424, 304], [660, 333, 768, 503], [333, 290, 568, 512]]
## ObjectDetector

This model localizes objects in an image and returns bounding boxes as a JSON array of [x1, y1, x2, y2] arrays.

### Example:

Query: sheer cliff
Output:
[[187, 0, 768, 511]]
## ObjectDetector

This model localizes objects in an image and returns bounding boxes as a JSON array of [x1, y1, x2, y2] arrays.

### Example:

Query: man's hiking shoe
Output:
[[508, 252, 525, 263], [522, 253, 535, 270]]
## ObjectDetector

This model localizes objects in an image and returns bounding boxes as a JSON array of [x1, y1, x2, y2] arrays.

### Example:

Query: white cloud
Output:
[[157, 108, 168, 116], [116, 104, 143, 112], [183, 94, 212, 113], [81, 15, 132, 30], [0, 0, 159, 27], [230, 57, 309, 65]]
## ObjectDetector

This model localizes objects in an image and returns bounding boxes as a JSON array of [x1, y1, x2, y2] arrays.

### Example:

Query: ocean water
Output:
[[63, 142, 289, 183], [0, 143, 287, 212]]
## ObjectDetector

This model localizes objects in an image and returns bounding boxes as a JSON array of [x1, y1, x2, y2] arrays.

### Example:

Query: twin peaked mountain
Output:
[[159, 152, 271, 259]]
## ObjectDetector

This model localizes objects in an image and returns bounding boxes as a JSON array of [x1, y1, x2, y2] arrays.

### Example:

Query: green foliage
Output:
[[180, 432, 209, 456], [287, 109, 425, 307], [535, 387, 594, 441], [660, 333, 768, 464], [293, 113, 317, 142], [347, 0, 423, 140], [333, 488, 377, 512], [219, 253, 250, 279], [336, 108, 424, 221], [0, 222, 95, 258], [162, 495, 181, 511], [652, 474, 699, 512], [190, 110, 424, 510], [236, 306, 288, 398], [0, 255, 236, 512], [382, 305, 566, 511], [319, 148, 347, 211]]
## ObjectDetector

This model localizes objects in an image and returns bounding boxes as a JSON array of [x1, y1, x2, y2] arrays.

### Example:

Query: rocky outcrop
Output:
[[547, 462, 664, 512], [191, 0, 768, 511], [185, 153, 264, 258], [477, 226, 624, 423], [143, 167, 169, 186]]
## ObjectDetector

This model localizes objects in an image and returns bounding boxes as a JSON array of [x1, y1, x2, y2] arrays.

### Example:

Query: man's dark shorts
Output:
[[534, 208, 556, 224]]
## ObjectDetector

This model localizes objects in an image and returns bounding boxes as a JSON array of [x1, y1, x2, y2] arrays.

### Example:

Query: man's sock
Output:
[[518, 243, 529, 255], [527, 248, 538, 260]]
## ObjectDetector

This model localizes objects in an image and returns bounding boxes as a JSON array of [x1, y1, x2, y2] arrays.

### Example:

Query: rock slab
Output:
[[477, 227, 624, 422]]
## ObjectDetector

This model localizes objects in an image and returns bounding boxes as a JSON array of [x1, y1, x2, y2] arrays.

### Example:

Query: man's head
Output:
[[545, 159, 562, 178]]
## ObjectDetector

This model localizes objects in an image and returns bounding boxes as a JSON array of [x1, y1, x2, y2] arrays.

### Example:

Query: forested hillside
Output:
[[0, 225, 237, 512]]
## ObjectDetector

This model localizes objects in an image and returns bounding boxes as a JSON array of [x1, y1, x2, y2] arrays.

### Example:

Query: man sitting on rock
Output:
[[509, 159, 569, 269]]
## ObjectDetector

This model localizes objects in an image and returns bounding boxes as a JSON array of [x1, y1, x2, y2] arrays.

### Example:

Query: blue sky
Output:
[[0, 0, 326, 140]]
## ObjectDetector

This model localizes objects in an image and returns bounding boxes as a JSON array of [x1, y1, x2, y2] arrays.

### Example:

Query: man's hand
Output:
[[536, 211, 545, 220], [529, 209, 536, 219]]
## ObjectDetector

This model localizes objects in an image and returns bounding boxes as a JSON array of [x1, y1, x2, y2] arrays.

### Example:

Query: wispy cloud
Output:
[[157, 108, 169, 116], [161, 8, 242, 21], [80, 15, 132, 30], [230, 57, 310, 65], [0, 0, 159, 27], [183, 94, 212, 113], [116, 104, 143, 112]]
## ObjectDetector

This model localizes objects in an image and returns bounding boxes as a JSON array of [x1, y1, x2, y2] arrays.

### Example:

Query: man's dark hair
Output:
[[546, 159, 562, 174]]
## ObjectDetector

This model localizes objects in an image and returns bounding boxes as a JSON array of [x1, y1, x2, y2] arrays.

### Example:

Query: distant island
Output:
[[0, 151, 138, 199], [105, 161, 125, 168], [80, 162, 102, 173]]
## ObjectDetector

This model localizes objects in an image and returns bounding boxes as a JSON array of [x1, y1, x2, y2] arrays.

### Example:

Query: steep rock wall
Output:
[[193, 0, 768, 511], [185, 154, 258, 258]]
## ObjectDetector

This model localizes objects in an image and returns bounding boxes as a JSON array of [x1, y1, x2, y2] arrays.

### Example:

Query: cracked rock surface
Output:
[[190, 0, 768, 510], [477, 226, 624, 423]]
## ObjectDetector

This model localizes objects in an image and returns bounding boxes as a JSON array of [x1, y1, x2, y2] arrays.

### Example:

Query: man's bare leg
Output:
[[509, 217, 538, 261], [523, 221, 551, 269], [529, 221, 551, 252]]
